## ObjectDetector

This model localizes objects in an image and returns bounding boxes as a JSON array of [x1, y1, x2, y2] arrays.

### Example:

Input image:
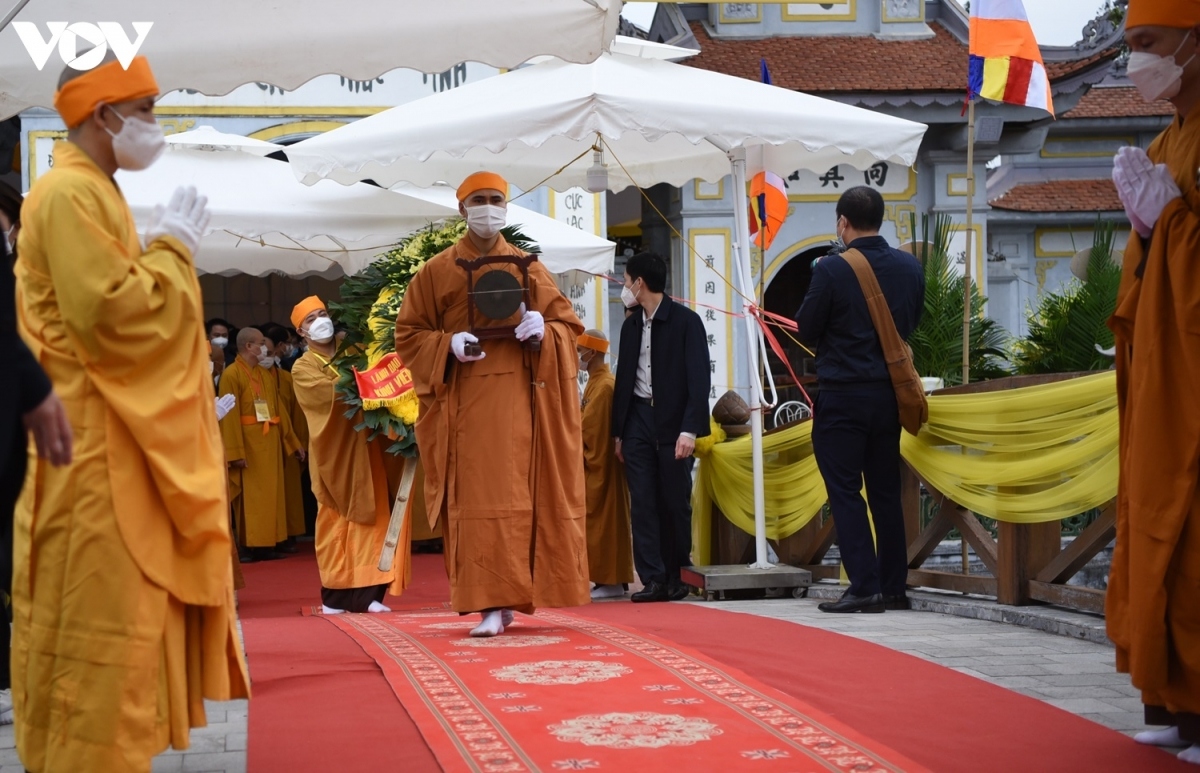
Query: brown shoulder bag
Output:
[[840, 248, 928, 435]]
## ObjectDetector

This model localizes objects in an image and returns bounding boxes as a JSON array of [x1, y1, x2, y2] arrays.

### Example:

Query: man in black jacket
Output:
[[796, 186, 924, 614], [0, 181, 72, 724], [612, 252, 711, 602]]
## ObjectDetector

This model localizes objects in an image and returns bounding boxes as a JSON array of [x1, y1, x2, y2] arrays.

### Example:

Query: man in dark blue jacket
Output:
[[612, 252, 711, 603], [796, 186, 924, 614]]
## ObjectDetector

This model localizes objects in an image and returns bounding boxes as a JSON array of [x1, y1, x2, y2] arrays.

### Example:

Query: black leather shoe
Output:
[[817, 592, 885, 614], [631, 581, 669, 603], [884, 594, 911, 610], [667, 580, 691, 601]]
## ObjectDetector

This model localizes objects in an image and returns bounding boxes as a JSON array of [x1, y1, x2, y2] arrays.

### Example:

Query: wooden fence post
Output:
[[997, 521, 1061, 605]]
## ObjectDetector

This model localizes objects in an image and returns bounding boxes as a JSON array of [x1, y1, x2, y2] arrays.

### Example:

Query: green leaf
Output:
[[1012, 218, 1119, 375]]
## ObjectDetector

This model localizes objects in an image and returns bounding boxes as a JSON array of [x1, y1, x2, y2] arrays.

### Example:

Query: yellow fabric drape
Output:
[[694, 372, 1119, 565]]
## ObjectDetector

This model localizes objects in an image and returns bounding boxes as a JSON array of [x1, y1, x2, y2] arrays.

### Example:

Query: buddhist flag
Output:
[[968, 0, 1054, 116], [748, 171, 788, 251]]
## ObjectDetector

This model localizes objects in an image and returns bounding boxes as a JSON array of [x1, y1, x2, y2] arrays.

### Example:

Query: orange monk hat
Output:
[[53, 56, 159, 129], [1127, 0, 1200, 29], [456, 172, 508, 202], [577, 333, 609, 354], [291, 296, 326, 329]]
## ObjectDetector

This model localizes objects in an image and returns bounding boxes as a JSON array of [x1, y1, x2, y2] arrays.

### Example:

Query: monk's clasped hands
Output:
[[146, 185, 212, 257], [1113, 146, 1182, 238]]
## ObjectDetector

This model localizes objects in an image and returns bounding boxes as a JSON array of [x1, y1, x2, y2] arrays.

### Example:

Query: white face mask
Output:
[[259, 355, 276, 369], [103, 106, 166, 171], [465, 204, 507, 240], [306, 316, 336, 344], [3, 224, 12, 255], [621, 279, 640, 309], [1128, 32, 1196, 102], [211, 336, 228, 349]]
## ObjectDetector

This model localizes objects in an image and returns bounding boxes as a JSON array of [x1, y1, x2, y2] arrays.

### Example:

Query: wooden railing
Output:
[[706, 373, 1116, 615]]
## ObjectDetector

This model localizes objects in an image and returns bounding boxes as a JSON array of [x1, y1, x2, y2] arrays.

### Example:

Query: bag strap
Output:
[[840, 248, 908, 361]]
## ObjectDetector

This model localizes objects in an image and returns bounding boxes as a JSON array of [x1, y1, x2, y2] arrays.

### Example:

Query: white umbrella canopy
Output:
[[286, 52, 928, 191], [116, 148, 613, 277], [0, 0, 622, 120], [392, 183, 614, 275], [165, 125, 280, 156], [117, 148, 459, 277]]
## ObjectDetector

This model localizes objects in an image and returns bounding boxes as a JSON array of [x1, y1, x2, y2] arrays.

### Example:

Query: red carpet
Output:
[[326, 608, 922, 772], [238, 549, 1191, 772], [239, 545, 446, 771]]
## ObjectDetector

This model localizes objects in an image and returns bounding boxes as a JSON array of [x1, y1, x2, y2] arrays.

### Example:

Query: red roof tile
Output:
[[1063, 86, 1175, 118], [989, 179, 1123, 213], [684, 21, 1118, 94]]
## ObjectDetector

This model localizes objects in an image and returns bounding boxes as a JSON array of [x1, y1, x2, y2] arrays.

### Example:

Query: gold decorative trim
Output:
[[694, 180, 726, 200], [719, 3, 764, 24], [782, 0, 857, 22], [787, 165, 917, 203], [947, 172, 972, 197], [27, 130, 68, 185]]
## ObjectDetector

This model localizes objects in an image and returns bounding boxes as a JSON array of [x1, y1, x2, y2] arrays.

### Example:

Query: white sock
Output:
[[1180, 745, 1200, 765], [367, 601, 391, 613], [321, 604, 346, 615], [470, 610, 505, 637], [501, 609, 514, 628], [591, 584, 625, 599], [1136, 727, 1185, 747]]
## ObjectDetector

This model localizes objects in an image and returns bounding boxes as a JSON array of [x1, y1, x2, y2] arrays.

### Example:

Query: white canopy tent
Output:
[[287, 51, 929, 569], [286, 52, 926, 192], [117, 129, 614, 277], [0, 0, 622, 120]]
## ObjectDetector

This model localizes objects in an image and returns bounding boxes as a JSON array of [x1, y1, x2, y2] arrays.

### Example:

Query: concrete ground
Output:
[[0, 591, 1161, 772]]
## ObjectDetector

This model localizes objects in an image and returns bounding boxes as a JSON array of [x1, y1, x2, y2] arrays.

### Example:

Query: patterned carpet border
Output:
[[324, 608, 926, 773]]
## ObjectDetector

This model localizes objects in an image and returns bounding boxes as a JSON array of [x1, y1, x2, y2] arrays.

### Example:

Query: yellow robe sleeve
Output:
[[217, 367, 246, 463], [292, 352, 379, 523], [581, 373, 614, 476], [26, 168, 232, 605]]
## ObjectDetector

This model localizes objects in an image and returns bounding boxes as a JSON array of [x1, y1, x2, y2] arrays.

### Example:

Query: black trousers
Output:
[[0, 427, 24, 691], [321, 584, 387, 613], [623, 401, 693, 586], [812, 386, 908, 599]]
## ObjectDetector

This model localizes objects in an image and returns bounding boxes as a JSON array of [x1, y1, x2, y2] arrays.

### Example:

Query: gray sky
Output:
[[620, 2, 1112, 46]]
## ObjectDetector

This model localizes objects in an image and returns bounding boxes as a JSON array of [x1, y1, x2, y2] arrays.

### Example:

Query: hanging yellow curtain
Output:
[[692, 371, 1118, 565]]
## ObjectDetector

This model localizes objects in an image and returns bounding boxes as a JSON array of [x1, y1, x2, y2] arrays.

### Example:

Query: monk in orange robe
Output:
[[263, 323, 309, 547], [13, 55, 248, 772], [578, 330, 634, 599], [394, 171, 590, 637], [291, 297, 411, 613], [218, 327, 304, 560], [1108, 3, 1200, 763]]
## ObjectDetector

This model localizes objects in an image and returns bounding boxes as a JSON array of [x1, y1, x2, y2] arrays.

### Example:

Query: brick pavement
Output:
[[0, 596, 1151, 771]]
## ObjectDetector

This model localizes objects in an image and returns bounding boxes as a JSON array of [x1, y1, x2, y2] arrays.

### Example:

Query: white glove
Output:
[[215, 394, 237, 421], [514, 304, 544, 342], [145, 185, 211, 256], [1113, 147, 1181, 238], [451, 332, 486, 362]]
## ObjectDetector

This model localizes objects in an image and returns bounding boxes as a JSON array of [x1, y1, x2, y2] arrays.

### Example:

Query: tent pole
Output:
[[729, 149, 770, 569], [963, 99, 975, 387], [0, 0, 31, 34]]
